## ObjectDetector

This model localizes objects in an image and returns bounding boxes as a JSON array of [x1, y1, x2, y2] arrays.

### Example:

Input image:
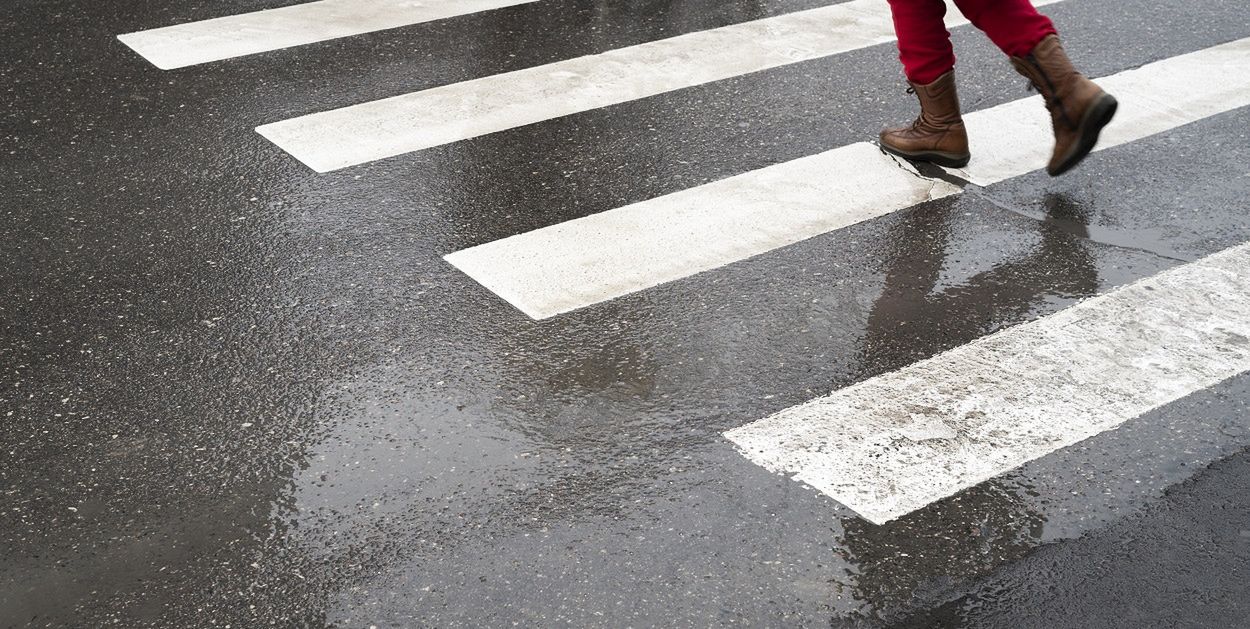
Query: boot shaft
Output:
[[1010, 34, 1102, 130], [879, 69, 970, 167], [909, 70, 964, 129], [1009, 34, 1117, 176]]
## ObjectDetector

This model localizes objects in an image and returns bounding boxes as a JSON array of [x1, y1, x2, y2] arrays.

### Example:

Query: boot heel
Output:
[[1090, 94, 1118, 132], [929, 152, 971, 169]]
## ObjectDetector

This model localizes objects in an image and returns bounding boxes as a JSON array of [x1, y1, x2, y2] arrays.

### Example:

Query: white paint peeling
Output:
[[256, 0, 1062, 171], [725, 242, 1250, 525], [118, 0, 539, 70], [445, 143, 961, 319]]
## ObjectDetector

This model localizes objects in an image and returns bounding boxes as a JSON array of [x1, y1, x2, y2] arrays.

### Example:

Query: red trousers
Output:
[[887, 0, 1058, 84]]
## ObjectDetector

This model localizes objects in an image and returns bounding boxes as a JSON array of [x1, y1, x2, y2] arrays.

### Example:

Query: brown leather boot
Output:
[[879, 70, 971, 168], [1010, 35, 1118, 176]]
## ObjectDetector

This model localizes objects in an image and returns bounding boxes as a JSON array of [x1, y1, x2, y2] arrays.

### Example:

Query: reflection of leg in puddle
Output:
[[861, 191, 1099, 372], [835, 192, 1099, 617]]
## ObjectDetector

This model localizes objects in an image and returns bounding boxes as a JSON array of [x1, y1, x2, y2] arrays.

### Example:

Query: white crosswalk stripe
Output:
[[118, 0, 539, 70], [447, 143, 960, 319], [445, 37, 1250, 320], [725, 241, 1250, 524], [254, 0, 1063, 172]]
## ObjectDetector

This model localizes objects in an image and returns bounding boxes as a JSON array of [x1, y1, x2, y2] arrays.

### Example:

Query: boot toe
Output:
[[879, 126, 905, 145], [1048, 92, 1118, 176]]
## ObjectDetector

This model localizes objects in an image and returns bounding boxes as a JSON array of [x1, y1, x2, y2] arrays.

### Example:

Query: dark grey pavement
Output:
[[2, 0, 1249, 626]]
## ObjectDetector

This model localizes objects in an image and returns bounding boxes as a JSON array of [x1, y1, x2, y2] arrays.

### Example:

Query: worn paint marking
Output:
[[725, 242, 1250, 524]]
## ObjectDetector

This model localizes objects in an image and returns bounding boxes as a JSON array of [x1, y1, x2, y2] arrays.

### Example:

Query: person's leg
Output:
[[887, 0, 956, 84], [951, 0, 1056, 57], [879, 0, 971, 167], [954, 0, 1115, 176]]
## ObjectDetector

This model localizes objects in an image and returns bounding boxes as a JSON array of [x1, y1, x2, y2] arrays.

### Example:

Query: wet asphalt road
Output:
[[3, 0, 1250, 626]]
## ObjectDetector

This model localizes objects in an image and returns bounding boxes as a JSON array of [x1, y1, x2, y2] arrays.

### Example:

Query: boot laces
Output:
[[904, 86, 923, 128]]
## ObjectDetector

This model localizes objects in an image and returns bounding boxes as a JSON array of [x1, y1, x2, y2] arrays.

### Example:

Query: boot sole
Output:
[[879, 144, 971, 169], [1049, 93, 1118, 176]]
